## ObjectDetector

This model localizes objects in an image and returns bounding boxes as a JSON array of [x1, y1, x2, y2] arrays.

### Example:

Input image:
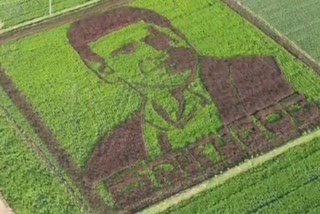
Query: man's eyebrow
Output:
[[143, 28, 173, 51], [111, 41, 138, 56]]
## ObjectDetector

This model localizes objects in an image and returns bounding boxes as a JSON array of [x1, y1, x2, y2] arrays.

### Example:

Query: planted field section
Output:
[[0, 0, 104, 28], [166, 136, 320, 214], [0, 24, 142, 169], [0, 106, 84, 214], [0, 0, 320, 213], [234, 0, 320, 63]]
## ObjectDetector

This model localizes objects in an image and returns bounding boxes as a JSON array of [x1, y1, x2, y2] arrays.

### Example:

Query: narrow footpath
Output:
[[0, 194, 13, 214]]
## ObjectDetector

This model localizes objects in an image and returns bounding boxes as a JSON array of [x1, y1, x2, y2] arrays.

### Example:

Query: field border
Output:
[[0, 0, 106, 35], [140, 128, 320, 214], [1, 1, 320, 213], [0, 192, 9, 208], [0, 192, 13, 214], [0, 102, 91, 214], [0, 0, 135, 45], [222, 0, 320, 75]]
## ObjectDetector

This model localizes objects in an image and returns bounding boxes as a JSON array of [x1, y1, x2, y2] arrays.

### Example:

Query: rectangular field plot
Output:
[[0, 99, 85, 214], [234, 0, 320, 64], [167, 136, 320, 214], [0, 0, 319, 213], [0, 0, 103, 28]]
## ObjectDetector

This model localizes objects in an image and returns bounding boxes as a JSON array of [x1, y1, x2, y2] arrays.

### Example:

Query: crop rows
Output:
[[0, 0, 104, 28], [236, 0, 320, 62], [0, 24, 143, 167], [0, 0, 319, 213], [0, 0, 319, 168], [0, 87, 85, 214], [167, 136, 320, 213]]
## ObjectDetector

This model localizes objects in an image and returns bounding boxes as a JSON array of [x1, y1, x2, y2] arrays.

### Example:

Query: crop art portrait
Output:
[[0, 0, 319, 213], [64, 6, 320, 213], [68, 6, 220, 182]]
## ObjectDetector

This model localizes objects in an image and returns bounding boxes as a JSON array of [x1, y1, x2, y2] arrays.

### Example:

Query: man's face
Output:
[[90, 22, 198, 89]]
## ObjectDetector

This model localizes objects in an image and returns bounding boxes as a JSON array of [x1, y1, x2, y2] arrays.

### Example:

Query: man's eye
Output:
[[111, 42, 137, 56]]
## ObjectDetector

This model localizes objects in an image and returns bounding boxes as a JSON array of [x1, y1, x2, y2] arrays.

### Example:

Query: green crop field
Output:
[[0, 23, 142, 167], [0, 0, 319, 167], [0, 0, 319, 213], [235, 0, 320, 62], [166, 136, 320, 214], [0, 88, 85, 214], [0, 0, 104, 29]]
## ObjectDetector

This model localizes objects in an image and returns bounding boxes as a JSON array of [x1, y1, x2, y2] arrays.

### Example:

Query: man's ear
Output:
[[85, 61, 105, 80], [103, 64, 116, 77], [84, 59, 116, 82], [101, 64, 119, 84]]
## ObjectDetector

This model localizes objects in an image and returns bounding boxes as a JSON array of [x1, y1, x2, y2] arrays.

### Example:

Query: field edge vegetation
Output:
[[140, 128, 320, 214]]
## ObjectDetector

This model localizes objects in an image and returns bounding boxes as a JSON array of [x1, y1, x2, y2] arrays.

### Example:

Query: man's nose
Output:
[[139, 56, 166, 75]]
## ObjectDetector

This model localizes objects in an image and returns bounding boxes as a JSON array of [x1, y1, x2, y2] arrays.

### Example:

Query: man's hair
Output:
[[68, 6, 187, 76]]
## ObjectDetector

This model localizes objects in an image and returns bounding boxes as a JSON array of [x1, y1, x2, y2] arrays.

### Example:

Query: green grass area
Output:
[[236, 0, 320, 62], [0, 0, 319, 167], [0, 107, 84, 214], [0, 0, 103, 28], [154, 164, 174, 172], [202, 143, 222, 163], [0, 0, 319, 212], [96, 182, 115, 209], [288, 103, 303, 113], [266, 113, 282, 124], [0, 24, 141, 167], [165, 136, 320, 214]]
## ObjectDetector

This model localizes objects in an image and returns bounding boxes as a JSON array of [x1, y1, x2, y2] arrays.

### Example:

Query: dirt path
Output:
[[0, 0, 134, 45], [0, 194, 14, 214], [140, 128, 320, 214]]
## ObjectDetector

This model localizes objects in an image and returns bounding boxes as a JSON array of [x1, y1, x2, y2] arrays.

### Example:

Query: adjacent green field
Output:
[[0, 0, 319, 167], [0, 96, 84, 214], [236, 0, 320, 62], [0, 0, 104, 28], [1, 0, 320, 211], [166, 135, 320, 214]]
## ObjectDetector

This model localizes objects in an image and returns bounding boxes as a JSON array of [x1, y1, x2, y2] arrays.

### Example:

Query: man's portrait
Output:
[[68, 6, 223, 185], [0, 1, 320, 213], [0, 1, 320, 214], [66, 7, 316, 196]]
